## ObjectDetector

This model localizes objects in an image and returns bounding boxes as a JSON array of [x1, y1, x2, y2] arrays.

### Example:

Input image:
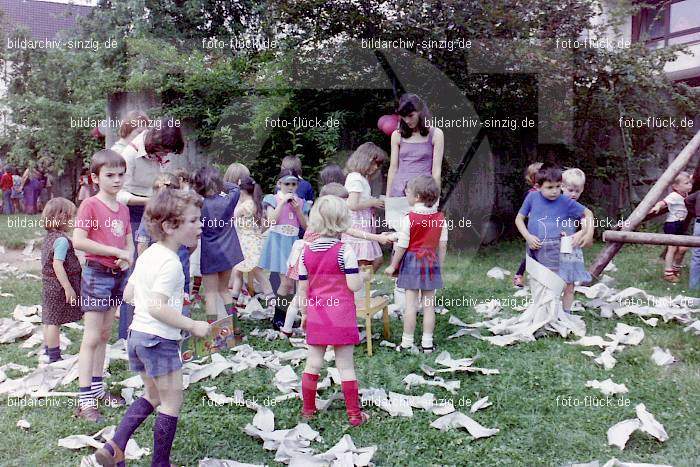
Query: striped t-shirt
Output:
[[298, 237, 359, 280]]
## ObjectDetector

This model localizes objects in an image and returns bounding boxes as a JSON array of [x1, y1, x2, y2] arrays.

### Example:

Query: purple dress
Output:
[[389, 127, 435, 197], [200, 182, 244, 274]]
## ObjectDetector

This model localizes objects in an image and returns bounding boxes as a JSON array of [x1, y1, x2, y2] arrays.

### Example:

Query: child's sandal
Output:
[[663, 270, 679, 283], [421, 345, 435, 354], [512, 275, 524, 288], [301, 409, 317, 420], [395, 344, 419, 354], [94, 439, 124, 466]]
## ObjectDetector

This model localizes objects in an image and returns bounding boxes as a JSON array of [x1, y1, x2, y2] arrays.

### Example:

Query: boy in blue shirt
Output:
[[515, 163, 594, 313]]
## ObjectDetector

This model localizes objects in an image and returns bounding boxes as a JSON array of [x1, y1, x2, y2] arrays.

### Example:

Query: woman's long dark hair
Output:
[[239, 175, 263, 227], [397, 93, 431, 138]]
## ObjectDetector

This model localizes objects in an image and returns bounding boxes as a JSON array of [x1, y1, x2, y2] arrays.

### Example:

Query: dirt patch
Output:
[[0, 248, 42, 273]]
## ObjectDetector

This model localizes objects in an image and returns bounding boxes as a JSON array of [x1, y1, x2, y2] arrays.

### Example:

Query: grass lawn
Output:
[[0, 241, 698, 466], [0, 214, 44, 249]]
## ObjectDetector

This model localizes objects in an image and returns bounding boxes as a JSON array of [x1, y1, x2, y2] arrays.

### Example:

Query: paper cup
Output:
[[560, 235, 573, 254]]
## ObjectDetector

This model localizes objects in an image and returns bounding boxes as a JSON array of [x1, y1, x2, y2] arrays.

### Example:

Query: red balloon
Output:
[[377, 114, 400, 136]]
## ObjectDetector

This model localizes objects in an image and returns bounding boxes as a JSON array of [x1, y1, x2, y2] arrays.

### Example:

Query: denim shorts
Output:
[[80, 263, 127, 312], [663, 220, 686, 235], [128, 330, 182, 377]]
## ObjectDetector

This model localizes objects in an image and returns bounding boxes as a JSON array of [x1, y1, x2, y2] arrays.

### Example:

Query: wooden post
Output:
[[589, 129, 700, 278], [603, 230, 700, 247]]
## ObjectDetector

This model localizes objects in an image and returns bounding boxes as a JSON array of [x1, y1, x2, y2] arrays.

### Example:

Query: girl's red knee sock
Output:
[[301, 372, 319, 416], [341, 380, 363, 425]]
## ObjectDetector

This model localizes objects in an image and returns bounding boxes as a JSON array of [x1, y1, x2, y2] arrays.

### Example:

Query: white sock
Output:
[[421, 333, 433, 348], [401, 333, 414, 348], [281, 298, 299, 333]]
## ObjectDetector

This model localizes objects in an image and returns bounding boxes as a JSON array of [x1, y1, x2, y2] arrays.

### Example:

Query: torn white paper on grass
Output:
[[575, 283, 612, 300], [203, 386, 244, 406], [470, 396, 492, 413], [650, 347, 676, 366], [486, 267, 510, 280], [473, 300, 501, 318], [430, 411, 499, 439], [315, 434, 377, 467], [585, 379, 628, 396], [274, 365, 300, 394], [684, 320, 700, 336], [12, 305, 42, 323], [0, 318, 35, 343], [608, 288, 651, 304], [477, 256, 586, 347], [187, 354, 235, 383], [639, 317, 658, 327], [117, 374, 144, 389], [403, 373, 460, 394], [594, 348, 617, 370], [198, 459, 266, 467], [566, 335, 615, 348], [609, 323, 644, 346], [601, 458, 672, 467], [635, 404, 668, 442], [16, 419, 30, 429], [607, 419, 641, 450]]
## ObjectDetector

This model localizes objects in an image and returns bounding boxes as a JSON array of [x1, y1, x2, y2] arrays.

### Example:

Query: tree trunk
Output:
[[603, 230, 700, 247]]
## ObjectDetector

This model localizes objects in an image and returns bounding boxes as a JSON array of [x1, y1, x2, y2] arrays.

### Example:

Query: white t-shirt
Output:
[[297, 237, 359, 280], [128, 242, 185, 340], [663, 191, 688, 223], [345, 172, 371, 200], [397, 202, 449, 249]]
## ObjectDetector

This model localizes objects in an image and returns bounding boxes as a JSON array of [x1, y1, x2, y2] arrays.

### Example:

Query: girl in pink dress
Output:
[[386, 93, 444, 198], [298, 195, 370, 426], [344, 143, 387, 271]]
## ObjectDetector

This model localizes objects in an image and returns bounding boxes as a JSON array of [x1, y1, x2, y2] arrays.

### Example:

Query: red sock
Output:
[[341, 380, 362, 425], [301, 372, 319, 415]]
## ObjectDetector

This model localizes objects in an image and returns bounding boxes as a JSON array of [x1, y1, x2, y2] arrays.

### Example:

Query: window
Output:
[[638, 0, 700, 48]]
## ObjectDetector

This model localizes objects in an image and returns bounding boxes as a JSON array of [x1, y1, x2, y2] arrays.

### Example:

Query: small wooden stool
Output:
[[356, 266, 391, 356]]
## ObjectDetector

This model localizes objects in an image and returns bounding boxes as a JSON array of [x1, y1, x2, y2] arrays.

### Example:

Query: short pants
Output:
[[80, 263, 127, 312], [127, 330, 182, 377]]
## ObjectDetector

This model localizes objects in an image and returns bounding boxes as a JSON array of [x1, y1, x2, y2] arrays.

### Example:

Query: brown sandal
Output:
[[74, 405, 104, 423], [348, 411, 370, 427], [95, 439, 124, 466]]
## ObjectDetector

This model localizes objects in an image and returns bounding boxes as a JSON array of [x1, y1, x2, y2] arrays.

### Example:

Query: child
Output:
[[223, 162, 250, 186], [94, 189, 211, 467], [73, 149, 134, 421], [515, 163, 594, 314], [281, 182, 394, 335], [559, 168, 592, 312], [281, 154, 315, 202], [41, 198, 83, 363], [344, 143, 386, 271], [319, 163, 346, 189], [513, 162, 542, 288], [384, 176, 447, 353], [173, 167, 193, 191], [136, 173, 193, 318], [232, 175, 275, 306], [1, 165, 13, 214], [297, 195, 370, 426], [11, 169, 23, 213], [194, 166, 244, 330], [259, 169, 309, 329], [77, 167, 94, 206], [651, 171, 693, 283]]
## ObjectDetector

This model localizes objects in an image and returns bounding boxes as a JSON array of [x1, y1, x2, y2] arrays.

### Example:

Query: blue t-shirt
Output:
[[53, 236, 69, 261], [136, 217, 191, 293], [518, 191, 585, 239]]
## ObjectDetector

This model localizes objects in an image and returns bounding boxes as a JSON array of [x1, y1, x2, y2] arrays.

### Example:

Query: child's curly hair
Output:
[[145, 189, 203, 241], [42, 197, 76, 232]]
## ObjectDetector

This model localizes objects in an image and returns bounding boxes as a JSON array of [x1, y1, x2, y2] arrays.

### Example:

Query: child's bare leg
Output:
[[77, 311, 104, 412], [420, 290, 436, 350], [95, 373, 159, 463], [371, 255, 383, 272], [151, 370, 184, 466], [281, 294, 300, 335], [230, 269, 243, 296], [90, 308, 116, 401], [218, 269, 233, 306], [674, 247, 688, 269], [277, 274, 294, 296], [253, 267, 274, 295], [400, 289, 420, 348], [201, 273, 219, 322], [562, 283, 574, 312], [301, 345, 325, 417], [664, 246, 678, 280], [335, 345, 365, 425]]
